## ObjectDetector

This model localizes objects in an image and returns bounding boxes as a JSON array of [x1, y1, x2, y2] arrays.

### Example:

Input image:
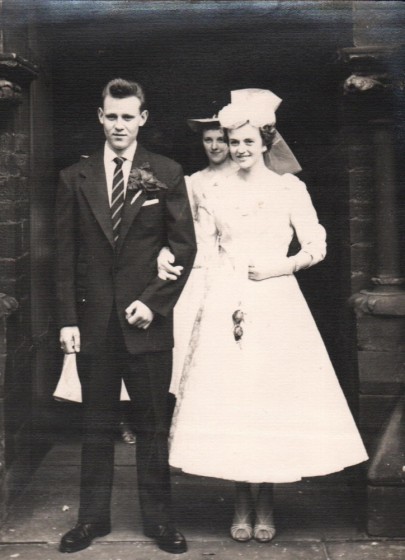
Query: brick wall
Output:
[[0, 124, 33, 510], [0, 132, 30, 298]]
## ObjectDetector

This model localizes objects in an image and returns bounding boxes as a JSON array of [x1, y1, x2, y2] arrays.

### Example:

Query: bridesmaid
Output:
[[158, 110, 237, 396]]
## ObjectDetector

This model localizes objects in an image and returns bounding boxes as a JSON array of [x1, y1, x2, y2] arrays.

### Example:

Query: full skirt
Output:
[[169, 269, 368, 483]]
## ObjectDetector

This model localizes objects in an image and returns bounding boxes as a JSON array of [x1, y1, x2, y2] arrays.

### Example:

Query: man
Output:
[[56, 79, 196, 554]]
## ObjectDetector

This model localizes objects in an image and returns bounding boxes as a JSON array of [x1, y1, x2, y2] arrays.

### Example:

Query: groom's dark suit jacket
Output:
[[55, 144, 197, 355]]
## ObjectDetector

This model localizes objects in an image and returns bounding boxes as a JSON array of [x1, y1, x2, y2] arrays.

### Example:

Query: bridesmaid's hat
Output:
[[187, 116, 220, 132], [187, 96, 229, 132]]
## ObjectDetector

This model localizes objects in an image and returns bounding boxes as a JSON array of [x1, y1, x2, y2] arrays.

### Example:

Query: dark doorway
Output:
[[37, 1, 358, 428]]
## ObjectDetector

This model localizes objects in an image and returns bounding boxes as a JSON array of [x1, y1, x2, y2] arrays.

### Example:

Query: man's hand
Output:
[[125, 300, 155, 329], [157, 246, 183, 281], [60, 326, 81, 353], [248, 256, 296, 281]]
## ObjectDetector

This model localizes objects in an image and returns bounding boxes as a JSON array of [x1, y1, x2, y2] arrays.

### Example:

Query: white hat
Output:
[[218, 88, 301, 175]]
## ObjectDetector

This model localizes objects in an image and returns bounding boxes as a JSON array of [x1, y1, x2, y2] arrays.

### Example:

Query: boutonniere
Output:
[[127, 163, 167, 205]]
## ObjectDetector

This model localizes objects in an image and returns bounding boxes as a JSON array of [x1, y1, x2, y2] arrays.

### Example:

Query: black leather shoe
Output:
[[145, 524, 187, 554], [119, 422, 136, 444], [59, 522, 111, 553]]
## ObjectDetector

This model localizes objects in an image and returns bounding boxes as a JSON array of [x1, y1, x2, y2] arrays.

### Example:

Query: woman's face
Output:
[[202, 128, 229, 165], [228, 123, 266, 170]]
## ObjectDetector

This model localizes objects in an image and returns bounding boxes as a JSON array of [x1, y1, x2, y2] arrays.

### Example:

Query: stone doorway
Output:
[[2, 0, 404, 534]]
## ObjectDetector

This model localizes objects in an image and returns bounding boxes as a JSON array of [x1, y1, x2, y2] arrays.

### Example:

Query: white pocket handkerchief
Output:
[[142, 199, 159, 207]]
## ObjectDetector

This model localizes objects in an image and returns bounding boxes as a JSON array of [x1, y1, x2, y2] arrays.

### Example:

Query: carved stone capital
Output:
[[339, 46, 405, 95], [343, 73, 389, 94], [0, 79, 22, 105], [0, 294, 18, 318], [0, 53, 39, 86]]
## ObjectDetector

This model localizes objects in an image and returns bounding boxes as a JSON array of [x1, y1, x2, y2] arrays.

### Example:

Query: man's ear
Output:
[[139, 109, 149, 127], [97, 107, 104, 124]]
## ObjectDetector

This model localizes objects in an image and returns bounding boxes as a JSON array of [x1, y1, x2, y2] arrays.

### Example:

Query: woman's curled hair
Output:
[[259, 124, 277, 150]]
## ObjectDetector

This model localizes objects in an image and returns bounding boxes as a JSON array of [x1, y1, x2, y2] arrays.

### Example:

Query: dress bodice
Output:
[[185, 163, 238, 220], [185, 164, 238, 267], [196, 170, 326, 273]]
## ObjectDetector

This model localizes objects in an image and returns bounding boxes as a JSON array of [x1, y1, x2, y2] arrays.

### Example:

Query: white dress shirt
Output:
[[104, 141, 137, 206]]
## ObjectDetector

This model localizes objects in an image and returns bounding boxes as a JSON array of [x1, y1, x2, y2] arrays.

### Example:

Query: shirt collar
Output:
[[104, 141, 137, 164]]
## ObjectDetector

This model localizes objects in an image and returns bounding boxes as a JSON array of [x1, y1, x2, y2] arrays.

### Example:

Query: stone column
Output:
[[373, 121, 401, 286], [340, 44, 405, 537], [351, 117, 405, 315], [0, 294, 18, 520]]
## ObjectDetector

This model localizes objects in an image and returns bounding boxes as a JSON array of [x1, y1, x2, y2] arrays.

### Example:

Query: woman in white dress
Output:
[[168, 89, 368, 543], [158, 114, 238, 396]]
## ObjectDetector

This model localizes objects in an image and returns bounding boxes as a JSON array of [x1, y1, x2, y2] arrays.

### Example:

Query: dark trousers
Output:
[[77, 310, 173, 532]]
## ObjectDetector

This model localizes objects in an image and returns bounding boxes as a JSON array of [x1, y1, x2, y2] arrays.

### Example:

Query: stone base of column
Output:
[[367, 395, 405, 536], [368, 486, 405, 536], [351, 289, 405, 317], [351, 291, 405, 536]]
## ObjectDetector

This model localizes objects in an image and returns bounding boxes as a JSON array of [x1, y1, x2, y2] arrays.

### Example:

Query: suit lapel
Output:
[[79, 150, 115, 248], [115, 144, 149, 254]]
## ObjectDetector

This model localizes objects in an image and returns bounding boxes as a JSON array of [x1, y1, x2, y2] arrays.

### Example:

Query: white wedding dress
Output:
[[169, 170, 368, 483]]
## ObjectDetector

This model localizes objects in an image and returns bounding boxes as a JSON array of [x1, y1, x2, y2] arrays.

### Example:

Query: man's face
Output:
[[98, 95, 148, 153]]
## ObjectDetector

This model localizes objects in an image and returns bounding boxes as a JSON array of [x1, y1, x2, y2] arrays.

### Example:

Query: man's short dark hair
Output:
[[102, 79, 146, 110]]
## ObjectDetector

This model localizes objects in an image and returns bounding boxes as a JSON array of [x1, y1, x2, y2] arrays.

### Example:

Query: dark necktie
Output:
[[111, 156, 125, 243]]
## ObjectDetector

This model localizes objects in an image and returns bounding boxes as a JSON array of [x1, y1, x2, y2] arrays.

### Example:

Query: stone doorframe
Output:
[[340, 44, 405, 537], [0, 51, 39, 519]]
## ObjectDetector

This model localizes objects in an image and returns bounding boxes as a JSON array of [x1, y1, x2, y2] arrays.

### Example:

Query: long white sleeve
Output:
[[287, 175, 327, 270]]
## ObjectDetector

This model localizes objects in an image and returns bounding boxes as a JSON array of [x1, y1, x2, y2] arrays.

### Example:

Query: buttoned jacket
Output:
[[55, 144, 197, 354]]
